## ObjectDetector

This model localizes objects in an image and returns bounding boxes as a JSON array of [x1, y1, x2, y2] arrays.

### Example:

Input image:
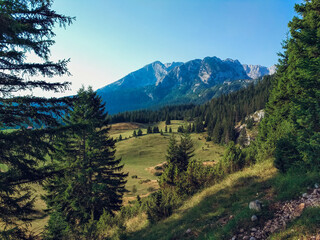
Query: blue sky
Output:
[[44, 0, 302, 96]]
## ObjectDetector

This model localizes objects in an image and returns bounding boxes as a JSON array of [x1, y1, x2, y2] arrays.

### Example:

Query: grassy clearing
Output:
[[114, 121, 225, 198], [126, 160, 277, 240], [25, 121, 225, 235]]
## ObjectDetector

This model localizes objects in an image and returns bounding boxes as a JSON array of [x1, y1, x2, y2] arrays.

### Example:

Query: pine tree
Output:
[[118, 134, 123, 141], [137, 129, 143, 136], [195, 118, 204, 133], [169, 127, 172, 133], [147, 126, 152, 134], [160, 133, 194, 189], [0, 0, 73, 237], [258, 0, 320, 170], [165, 115, 171, 125], [153, 126, 159, 133], [44, 87, 127, 238], [165, 125, 168, 133], [191, 123, 195, 133], [238, 128, 247, 147], [133, 130, 137, 137]]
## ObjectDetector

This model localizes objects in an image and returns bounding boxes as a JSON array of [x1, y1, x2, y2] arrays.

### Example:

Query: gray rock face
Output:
[[249, 200, 262, 211], [242, 64, 276, 79]]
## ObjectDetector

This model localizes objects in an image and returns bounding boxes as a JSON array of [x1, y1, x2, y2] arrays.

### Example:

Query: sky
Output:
[[34, 0, 302, 97]]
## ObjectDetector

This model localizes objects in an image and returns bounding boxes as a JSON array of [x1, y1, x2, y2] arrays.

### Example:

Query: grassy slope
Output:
[[125, 160, 320, 240], [114, 121, 225, 197], [26, 121, 225, 234], [126, 160, 277, 240]]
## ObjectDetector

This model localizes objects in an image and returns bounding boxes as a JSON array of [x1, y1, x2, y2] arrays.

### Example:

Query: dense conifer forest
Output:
[[109, 75, 273, 144]]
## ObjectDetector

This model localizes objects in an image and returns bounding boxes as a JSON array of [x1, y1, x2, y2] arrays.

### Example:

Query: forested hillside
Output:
[[110, 75, 273, 144]]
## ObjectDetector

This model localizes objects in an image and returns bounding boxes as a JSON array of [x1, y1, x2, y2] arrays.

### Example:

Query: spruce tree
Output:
[[0, 0, 73, 237], [44, 87, 127, 238], [165, 115, 171, 125], [153, 126, 159, 133], [257, 0, 320, 170], [160, 132, 194, 189], [137, 128, 143, 136]]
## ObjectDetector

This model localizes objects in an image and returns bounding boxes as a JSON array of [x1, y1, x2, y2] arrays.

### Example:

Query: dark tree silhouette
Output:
[[0, 0, 73, 237]]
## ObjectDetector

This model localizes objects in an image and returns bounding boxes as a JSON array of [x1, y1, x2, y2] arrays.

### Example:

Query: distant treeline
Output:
[[108, 75, 273, 144]]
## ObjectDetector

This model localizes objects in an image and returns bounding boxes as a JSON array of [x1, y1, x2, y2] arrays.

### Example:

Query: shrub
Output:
[[218, 141, 245, 174], [131, 185, 137, 194], [154, 166, 163, 170], [131, 175, 138, 179], [138, 179, 151, 184], [246, 118, 254, 129], [154, 172, 162, 176], [146, 191, 181, 223]]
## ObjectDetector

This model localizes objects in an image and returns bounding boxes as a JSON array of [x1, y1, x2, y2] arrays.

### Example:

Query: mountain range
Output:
[[97, 56, 275, 114]]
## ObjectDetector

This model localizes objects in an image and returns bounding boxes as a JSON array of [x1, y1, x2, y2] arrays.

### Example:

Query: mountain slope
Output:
[[97, 57, 275, 114]]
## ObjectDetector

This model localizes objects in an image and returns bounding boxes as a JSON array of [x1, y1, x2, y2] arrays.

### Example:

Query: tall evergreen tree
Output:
[[0, 0, 73, 237], [137, 128, 143, 136], [165, 115, 171, 125], [159, 132, 194, 189], [257, 0, 320, 170], [44, 87, 127, 238]]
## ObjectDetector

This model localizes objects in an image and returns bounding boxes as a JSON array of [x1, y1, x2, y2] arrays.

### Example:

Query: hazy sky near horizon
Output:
[[36, 0, 302, 97]]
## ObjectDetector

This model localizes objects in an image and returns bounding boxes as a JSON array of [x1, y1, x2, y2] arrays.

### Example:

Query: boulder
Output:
[[251, 215, 258, 221], [249, 200, 262, 211]]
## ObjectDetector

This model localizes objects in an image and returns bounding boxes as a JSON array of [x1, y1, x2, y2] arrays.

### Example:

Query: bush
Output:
[[154, 166, 163, 170], [131, 175, 138, 179], [138, 179, 151, 184], [146, 191, 181, 223], [147, 187, 155, 192], [246, 118, 254, 129], [131, 185, 137, 194], [154, 172, 162, 176], [218, 141, 245, 174]]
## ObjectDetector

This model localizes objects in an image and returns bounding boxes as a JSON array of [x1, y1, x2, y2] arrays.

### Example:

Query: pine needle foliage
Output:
[[257, 0, 320, 171], [0, 0, 73, 238], [44, 87, 127, 238]]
